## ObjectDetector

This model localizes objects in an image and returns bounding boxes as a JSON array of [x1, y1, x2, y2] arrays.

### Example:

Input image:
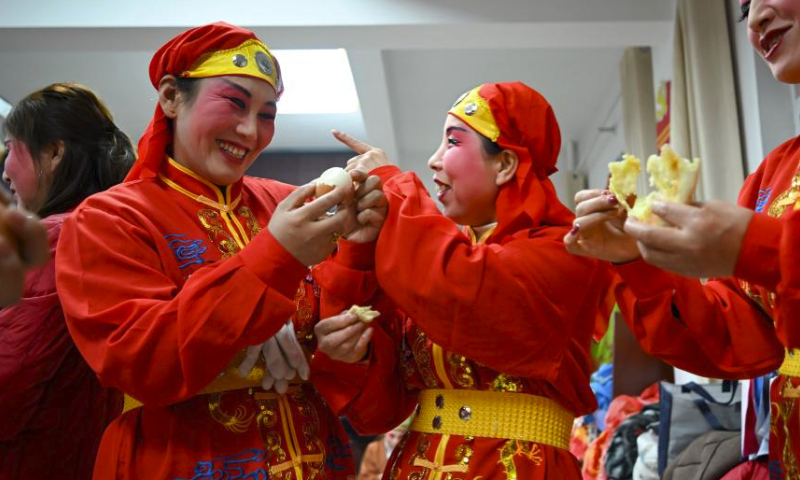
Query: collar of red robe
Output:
[[158, 157, 244, 214]]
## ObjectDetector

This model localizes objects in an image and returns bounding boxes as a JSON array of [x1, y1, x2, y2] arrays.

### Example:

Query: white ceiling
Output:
[[0, 0, 675, 189]]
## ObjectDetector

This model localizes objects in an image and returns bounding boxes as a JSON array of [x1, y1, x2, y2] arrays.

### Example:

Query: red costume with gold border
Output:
[[57, 158, 373, 479], [56, 22, 374, 480], [614, 135, 800, 477], [315, 83, 615, 480]]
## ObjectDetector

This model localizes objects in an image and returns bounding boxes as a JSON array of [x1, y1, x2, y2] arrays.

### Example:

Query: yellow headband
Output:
[[448, 86, 500, 142], [183, 39, 282, 96]]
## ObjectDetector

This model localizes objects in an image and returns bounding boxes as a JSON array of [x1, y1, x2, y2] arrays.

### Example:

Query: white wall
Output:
[[568, 27, 673, 196], [580, 94, 625, 191]]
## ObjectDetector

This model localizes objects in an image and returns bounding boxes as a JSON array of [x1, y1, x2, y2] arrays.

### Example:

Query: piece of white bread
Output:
[[608, 154, 641, 211], [608, 145, 701, 225], [348, 305, 380, 324]]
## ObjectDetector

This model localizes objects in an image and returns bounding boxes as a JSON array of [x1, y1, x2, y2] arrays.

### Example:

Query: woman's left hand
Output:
[[314, 311, 373, 364], [332, 129, 392, 173], [344, 170, 388, 243], [624, 199, 753, 278]]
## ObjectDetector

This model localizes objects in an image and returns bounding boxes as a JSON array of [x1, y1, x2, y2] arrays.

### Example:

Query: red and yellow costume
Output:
[[56, 23, 374, 480], [613, 135, 800, 477], [315, 83, 615, 479], [0, 213, 121, 479]]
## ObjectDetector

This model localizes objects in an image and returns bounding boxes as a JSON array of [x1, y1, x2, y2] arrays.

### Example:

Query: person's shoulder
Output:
[[65, 178, 166, 232], [77, 178, 159, 212], [761, 134, 800, 170], [39, 212, 72, 246]]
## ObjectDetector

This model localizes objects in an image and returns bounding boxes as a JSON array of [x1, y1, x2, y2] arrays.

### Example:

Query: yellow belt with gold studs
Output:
[[780, 349, 800, 378], [410, 389, 574, 450]]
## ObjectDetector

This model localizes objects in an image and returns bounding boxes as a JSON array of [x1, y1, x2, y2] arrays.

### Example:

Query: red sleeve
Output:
[[777, 209, 800, 348], [315, 238, 379, 318], [311, 309, 418, 436], [312, 240, 416, 436], [734, 212, 783, 291], [0, 218, 64, 440], [310, 238, 388, 416], [370, 167, 611, 380], [56, 205, 308, 406], [614, 259, 784, 378]]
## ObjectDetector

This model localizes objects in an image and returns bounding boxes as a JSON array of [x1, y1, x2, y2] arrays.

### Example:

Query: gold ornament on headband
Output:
[[449, 86, 500, 142], [183, 39, 283, 97]]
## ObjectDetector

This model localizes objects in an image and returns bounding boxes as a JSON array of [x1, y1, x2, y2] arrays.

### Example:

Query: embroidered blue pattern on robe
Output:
[[165, 233, 208, 269], [756, 187, 773, 213], [325, 434, 353, 472], [173, 448, 269, 480]]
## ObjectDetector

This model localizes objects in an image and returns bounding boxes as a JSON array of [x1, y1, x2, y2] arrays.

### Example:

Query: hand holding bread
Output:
[[314, 307, 376, 364], [608, 145, 701, 225], [565, 144, 702, 265]]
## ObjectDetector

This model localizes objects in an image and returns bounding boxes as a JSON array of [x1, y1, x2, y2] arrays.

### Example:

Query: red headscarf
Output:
[[450, 82, 574, 238], [126, 22, 272, 181]]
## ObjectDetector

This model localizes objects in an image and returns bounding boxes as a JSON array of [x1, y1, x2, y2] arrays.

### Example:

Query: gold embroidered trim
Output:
[[160, 173, 242, 213], [465, 224, 497, 245], [412, 456, 469, 474], [208, 392, 254, 433], [492, 373, 524, 393], [500, 440, 544, 479], [198, 209, 240, 258], [447, 353, 475, 389], [412, 329, 441, 389], [238, 206, 263, 237], [432, 344, 455, 390]]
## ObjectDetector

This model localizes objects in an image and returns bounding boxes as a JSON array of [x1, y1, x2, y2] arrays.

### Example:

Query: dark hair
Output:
[[480, 134, 503, 157], [176, 77, 202, 105], [739, 1, 750, 22], [4, 83, 136, 217]]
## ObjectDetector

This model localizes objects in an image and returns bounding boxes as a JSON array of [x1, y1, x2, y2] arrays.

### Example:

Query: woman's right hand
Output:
[[268, 183, 357, 266], [314, 311, 373, 364], [564, 189, 640, 264], [332, 130, 392, 173]]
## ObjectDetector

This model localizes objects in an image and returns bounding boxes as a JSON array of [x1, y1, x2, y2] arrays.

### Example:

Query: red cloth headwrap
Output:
[[126, 22, 264, 181], [461, 82, 574, 236]]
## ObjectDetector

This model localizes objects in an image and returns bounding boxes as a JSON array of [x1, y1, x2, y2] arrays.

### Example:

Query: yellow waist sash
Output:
[[410, 389, 574, 450], [122, 350, 305, 413], [780, 349, 800, 378]]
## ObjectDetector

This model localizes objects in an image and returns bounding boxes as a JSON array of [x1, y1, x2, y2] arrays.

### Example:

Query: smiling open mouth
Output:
[[433, 179, 450, 199], [216, 140, 247, 160], [761, 27, 789, 58]]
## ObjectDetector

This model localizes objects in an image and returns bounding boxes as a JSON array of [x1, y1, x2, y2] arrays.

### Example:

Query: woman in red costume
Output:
[[55, 23, 387, 480], [0, 83, 135, 479], [566, 1, 800, 476], [312, 82, 615, 479]]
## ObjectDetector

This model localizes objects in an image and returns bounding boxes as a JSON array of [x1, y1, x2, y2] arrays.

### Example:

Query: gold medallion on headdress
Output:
[[183, 39, 282, 96], [448, 86, 500, 142]]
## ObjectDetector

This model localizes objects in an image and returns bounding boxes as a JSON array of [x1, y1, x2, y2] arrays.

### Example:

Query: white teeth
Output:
[[217, 141, 246, 159], [435, 183, 448, 192]]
